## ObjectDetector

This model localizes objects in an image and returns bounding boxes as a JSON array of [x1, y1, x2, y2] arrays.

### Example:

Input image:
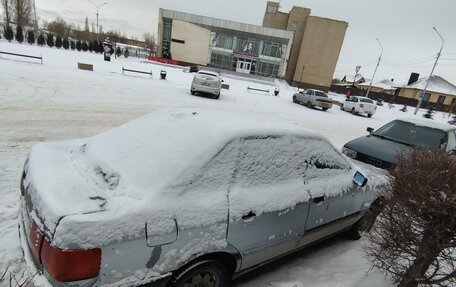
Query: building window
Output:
[[290, 21, 298, 32], [211, 32, 234, 50], [266, 5, 277, 14], [261, 41, 283, 58], [210, 52, 234, 70], [437, 95, 446, 104], [421, 92, 430, 102]]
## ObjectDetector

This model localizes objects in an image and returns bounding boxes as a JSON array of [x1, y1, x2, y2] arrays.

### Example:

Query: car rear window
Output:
[[360, 98, 374, 103], [315, 91, 328, 98], [198, 72, 217, 77]]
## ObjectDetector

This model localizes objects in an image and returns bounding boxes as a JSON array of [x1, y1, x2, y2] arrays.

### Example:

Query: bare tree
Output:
[[45, 17, 69, 38], [14, 0, 33, 27], [1, 0, 13, 25], [143, 32, 156, 55], [366, 149, 456, 287]]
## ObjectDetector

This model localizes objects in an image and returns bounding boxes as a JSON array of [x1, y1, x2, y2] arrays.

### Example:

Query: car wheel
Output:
[[293, 96, 297, 103], [346, 220, 362, 240], [351, 108, 356, 115], [214, 93, 220, 100], [367, 113, 372, 118], [340, 104, 344, 110], [307, 101, 313, 109], [170, 260, 230, 287], [358, 198, 385, 234], [191, 90, 195, 95], [322, 107, 328, 111]]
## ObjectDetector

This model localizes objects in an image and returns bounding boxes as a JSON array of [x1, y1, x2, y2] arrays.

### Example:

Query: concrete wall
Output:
[[170, 20, 211, 65], [284, 7, 310, 80], [294, 16, 347, 90], [157, 9, 164, 56], [262, 1, 288, 29]]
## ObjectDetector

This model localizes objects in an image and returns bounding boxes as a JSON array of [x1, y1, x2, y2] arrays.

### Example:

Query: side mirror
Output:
[[353, 171, 368, 187], [367, 127, 374, 134]]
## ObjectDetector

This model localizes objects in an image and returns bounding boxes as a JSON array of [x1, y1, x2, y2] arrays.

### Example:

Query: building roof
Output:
[[402, 75, 456, 96], [358, 79, 397, 91], [342, 74, 365, 83], [161, 9, 294, 44]]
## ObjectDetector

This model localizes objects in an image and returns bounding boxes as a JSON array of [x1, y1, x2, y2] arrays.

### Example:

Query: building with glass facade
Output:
[[157, 9, 293, 78], [157, 1, 348, 91]]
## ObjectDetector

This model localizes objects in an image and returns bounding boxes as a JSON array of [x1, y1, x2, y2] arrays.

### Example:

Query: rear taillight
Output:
[[359, 103, 364, 108], [28, 222, 44, 262], [41, 238, 101, 282]]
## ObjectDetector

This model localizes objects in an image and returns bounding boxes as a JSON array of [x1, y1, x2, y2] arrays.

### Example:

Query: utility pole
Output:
[[365, 38, 383, 99], [33, 0, 38, 33], [352, 65, 361, 87], [89, 0, 108, 42], [414, 27, 444, 115]]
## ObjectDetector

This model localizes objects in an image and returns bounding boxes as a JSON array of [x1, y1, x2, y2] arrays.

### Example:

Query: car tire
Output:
[[367, 114, 372, 118], [214, 93, 220, 100], [340, 104, 344, 110], [293, 96, 297, 103], [322, 107, 328, 111], [170, 259, 230, 287], [307, 101, 313, 109], [346, 220, 362, 240], [191, 90, 195, 95], [351, 108, 356, 115]]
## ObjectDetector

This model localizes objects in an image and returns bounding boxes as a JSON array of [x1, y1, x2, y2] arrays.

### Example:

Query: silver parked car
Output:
[[19, 108, 382, 287], [292, 89, 333, 111], [191, 70, 221, 99]]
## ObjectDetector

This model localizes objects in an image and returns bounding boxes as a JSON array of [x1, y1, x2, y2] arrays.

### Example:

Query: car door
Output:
[[227, 136, 314, 270], [295, 141, 358, 248]]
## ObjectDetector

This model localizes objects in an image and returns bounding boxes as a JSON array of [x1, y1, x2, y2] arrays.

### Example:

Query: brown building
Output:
[[157, 1, 347, 91], [397, 75, 456, 110], [263, 1, 348, 91]]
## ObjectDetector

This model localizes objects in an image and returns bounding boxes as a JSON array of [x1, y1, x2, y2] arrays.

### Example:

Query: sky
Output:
[[3, 0, 456, 85]]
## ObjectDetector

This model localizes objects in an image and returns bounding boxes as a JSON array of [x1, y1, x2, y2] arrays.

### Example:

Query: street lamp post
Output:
[[89, 0, 108, 42], [414, 27, 444, 115], [365, 38, 383, 99]]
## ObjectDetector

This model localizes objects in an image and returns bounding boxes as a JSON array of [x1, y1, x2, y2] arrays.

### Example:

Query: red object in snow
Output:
[[148, 56, 179, 65]]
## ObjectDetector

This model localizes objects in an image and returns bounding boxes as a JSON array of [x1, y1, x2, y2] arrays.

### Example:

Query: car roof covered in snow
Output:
[[398, 118, 456, 132]]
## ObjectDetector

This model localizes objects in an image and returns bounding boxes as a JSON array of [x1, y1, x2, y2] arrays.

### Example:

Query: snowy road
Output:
[[2, 40, 446, 286]]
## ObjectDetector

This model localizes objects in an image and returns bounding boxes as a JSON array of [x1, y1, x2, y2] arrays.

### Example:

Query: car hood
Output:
[[344, 135, 413, 164]]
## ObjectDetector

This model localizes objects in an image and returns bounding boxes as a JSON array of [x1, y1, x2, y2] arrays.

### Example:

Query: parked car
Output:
[[293, 89, 333, 111], [342, 118, 456, 169], [340, 96, 377, 117], [19, 108, 383, 287], [191, 70, 221, 99]]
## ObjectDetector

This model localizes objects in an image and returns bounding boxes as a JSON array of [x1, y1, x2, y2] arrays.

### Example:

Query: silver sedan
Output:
[[293, 89, 334, 111]]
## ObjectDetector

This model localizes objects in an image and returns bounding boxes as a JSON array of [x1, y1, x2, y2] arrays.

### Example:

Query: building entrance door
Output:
[[236, 58, 253, 74]]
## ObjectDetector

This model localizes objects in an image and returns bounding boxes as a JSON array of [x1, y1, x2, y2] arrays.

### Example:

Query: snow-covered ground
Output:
[[0, 40, 452, 287]]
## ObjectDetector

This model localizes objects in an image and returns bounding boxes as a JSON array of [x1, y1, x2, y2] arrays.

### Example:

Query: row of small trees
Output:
[[2, 25, 109, 54]]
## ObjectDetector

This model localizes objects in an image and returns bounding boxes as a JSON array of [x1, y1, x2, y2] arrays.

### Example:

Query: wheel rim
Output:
[[181, 269, 220, 287]]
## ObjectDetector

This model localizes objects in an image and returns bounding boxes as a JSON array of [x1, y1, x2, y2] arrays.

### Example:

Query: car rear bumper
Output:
[[18, 200, 172, 287], [191, 83, 220, 95]]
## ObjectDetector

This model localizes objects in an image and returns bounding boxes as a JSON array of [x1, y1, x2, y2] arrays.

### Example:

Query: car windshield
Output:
[[360, 98, 373, 103], [373, 120, 447, 148], [315, 91, 328, 98]]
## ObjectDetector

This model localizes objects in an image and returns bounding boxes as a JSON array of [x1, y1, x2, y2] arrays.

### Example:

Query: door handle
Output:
[[242, 211, 256, 222], [313, 196, 325, 204]]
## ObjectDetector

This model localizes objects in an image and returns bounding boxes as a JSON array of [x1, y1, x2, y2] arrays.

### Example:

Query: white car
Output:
[[191, 70, 221, 99], [341, 96, 377, 117], [293, 89, 333, 111]]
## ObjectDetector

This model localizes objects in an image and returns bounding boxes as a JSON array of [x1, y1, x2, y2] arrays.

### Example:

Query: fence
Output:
[[0, 50, 43, 64]]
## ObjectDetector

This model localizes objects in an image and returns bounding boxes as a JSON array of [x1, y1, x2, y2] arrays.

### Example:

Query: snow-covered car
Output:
[[340, 96, 377, 117], [293, 89, 333, 111], [191, 70, 221, 99], [19, 108, 382, 287], [342, 118, 456, 169]]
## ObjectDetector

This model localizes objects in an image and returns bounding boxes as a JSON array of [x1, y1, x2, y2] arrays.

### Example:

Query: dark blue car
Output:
[[342, 118, 456, 169]]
